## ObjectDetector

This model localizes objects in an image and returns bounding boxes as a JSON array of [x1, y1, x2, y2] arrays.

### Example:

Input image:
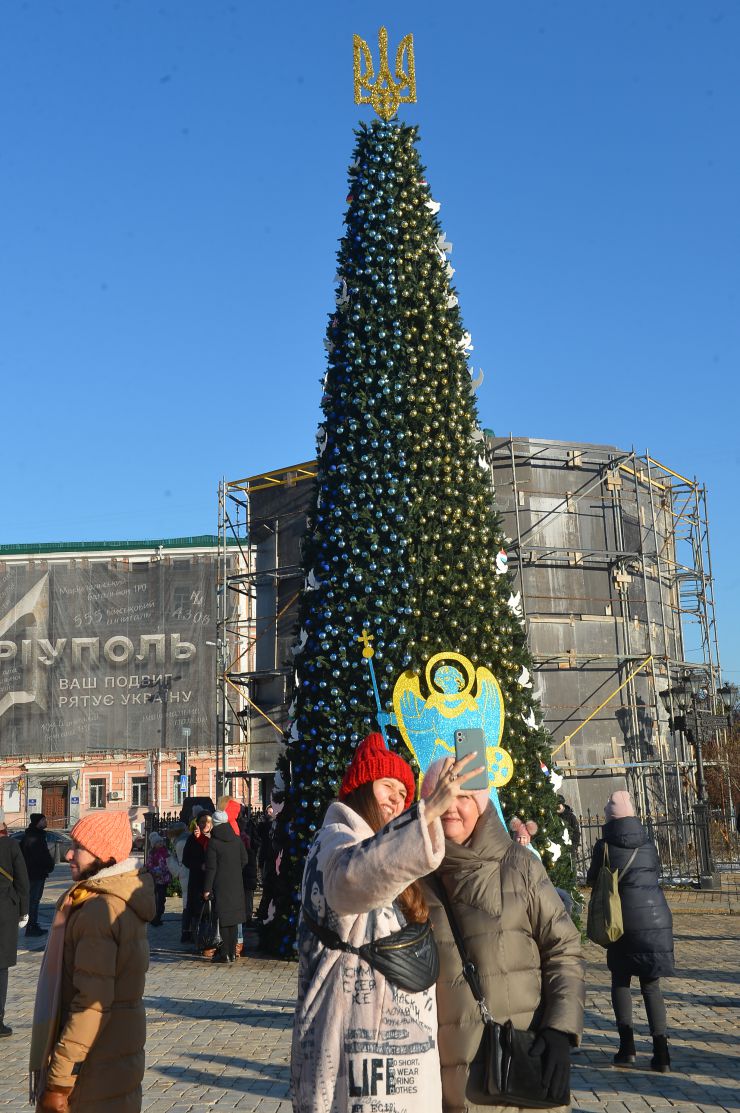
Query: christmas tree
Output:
[[262, 117, 575, 957]]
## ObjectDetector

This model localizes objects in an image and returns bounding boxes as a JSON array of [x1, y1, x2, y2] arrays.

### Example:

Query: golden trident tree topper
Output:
[[354, 27, 416, 121]]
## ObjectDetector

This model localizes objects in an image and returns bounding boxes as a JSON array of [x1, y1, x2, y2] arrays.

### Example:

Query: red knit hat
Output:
[[339, 732, 416, 808], [71, 811, 132, 864]]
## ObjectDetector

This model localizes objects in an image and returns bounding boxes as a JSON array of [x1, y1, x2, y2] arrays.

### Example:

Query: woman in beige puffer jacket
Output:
[[421, 762, 585, 1113]]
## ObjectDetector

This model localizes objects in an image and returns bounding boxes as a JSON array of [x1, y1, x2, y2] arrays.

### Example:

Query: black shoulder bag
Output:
[[434, 877, 570, 1109], [302, 908, 439, 994]]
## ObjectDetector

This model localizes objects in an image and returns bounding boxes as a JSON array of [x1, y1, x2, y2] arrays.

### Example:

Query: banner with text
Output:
[[0, 557, 218, 756]]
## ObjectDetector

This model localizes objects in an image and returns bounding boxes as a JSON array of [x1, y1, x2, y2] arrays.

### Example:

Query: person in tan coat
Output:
[[30, 811, 155, 1113], [421, 760, 585, 1113]]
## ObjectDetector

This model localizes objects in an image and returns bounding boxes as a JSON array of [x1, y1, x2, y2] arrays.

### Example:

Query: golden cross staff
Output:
[[356, 629, 384, 721], [354, 27, 417, 121]]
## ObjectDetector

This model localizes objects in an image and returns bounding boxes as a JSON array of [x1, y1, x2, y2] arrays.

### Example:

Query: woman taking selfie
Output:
[[291, 732, 483, 1113]]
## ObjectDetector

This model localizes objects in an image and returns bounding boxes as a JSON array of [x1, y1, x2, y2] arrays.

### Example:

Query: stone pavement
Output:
[[1, 869, 738, 1112]]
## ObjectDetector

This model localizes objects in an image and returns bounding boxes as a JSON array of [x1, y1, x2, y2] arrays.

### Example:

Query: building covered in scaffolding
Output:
[[0, 536, 231, 830], [217, 437, 731, 844]]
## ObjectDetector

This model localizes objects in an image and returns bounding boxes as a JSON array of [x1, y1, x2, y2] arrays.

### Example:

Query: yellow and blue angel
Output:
[[376, 651, 513, 828]]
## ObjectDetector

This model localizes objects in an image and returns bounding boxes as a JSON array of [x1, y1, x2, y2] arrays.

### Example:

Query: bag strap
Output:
[[302, 907, 362, 955], [432, 877, 492, 1018], [618, 848, 639, 881], [0, 864, 13, 883]]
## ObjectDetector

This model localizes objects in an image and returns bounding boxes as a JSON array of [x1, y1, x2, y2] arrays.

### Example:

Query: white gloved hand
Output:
[[19, 915, 29, 929]]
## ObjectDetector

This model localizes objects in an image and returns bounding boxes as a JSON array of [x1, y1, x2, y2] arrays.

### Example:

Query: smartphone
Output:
[[453, 729, 488, 790]]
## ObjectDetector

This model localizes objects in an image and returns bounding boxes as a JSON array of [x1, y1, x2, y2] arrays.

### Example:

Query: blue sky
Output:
[[1, 2, 738, 675]]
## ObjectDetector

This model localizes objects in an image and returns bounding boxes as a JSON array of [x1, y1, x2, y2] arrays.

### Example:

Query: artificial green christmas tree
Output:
[[262, 118, 575, 957]]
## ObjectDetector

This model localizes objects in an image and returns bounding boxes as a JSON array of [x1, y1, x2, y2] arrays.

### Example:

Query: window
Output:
[[89, 778, 106, 809], [173, 775, 185, 806], [131, 776, 149, 807]]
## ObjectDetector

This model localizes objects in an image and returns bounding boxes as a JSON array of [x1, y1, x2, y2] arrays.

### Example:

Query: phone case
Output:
[[454, 729, 488, 790]]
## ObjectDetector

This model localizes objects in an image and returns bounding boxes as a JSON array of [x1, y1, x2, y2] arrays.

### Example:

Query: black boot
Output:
[[651, 1034, 671, 1073], [613, 1025, 636, 1066]]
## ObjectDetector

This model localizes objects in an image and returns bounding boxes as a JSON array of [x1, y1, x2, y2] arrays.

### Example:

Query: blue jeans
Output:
[[28, 878, 46, 928]]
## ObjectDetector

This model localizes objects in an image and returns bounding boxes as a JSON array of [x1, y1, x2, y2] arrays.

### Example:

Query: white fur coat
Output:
[[291, 800, 445, 1113]]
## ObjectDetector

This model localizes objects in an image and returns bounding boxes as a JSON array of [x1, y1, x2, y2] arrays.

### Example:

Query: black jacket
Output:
[[182, 833, 209, 912], [0, 836, 30, 968], [20, 823, 55, 881], [239, 828, 259, 892], [560, 805, 581, 851], [204, 823, 247, 927], [586, 816, 675, 979]]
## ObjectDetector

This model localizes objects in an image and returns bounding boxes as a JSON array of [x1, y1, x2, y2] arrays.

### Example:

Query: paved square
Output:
[[2, 871, 738, 1112]]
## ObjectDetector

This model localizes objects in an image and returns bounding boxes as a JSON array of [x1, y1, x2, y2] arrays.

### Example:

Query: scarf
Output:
[[195, 830, 210, 851], [28, 886, 93, 1103]]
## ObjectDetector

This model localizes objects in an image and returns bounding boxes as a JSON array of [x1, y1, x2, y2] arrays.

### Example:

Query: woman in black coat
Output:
[[182, 812, 213, 941], [203, 811, 247, 963], [586, 790, 675, 1073], [0, 816, 30, 1036]]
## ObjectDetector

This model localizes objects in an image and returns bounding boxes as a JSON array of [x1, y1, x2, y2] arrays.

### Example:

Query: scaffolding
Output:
[[216, 438, 727, 826], [215, 463, 317, 802], [487, 435, 725, 820]]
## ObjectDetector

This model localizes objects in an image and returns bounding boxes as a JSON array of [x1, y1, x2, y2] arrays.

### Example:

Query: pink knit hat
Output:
[[420, 758, 490, 815], [605, 790, 635, 822], [71, 811, 132, 863], [510, 817, 538, 844]]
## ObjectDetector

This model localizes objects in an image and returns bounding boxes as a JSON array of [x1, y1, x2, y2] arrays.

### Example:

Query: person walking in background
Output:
[[0, 808, 30, 1038], [257, 804, 274, 885], [203, 810, 247, 963], [255, 805, 278, 924], [217, 796, 242, 835], [421, 760, 585, 1113], [145, 832, 171, 928], [238, 808, 259, 928], [557, 795, 581, 867], [29, 810, 154, 1112], [586, 790, 675, 1073], [182, 812, 213, 947], [20, 814, 55, 937], [169, 823, 192, 942]]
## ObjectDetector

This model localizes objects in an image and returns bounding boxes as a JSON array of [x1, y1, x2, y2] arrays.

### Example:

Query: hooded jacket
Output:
[[423, 806, 585, 1113], [291, 800, 445, 1113], [204, 822, 248, 927], [586, 815, 675, 979], [45, 860, 155, 1112]]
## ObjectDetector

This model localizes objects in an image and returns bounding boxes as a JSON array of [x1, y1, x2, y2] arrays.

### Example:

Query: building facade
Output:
[[0, 536, 246, 830]]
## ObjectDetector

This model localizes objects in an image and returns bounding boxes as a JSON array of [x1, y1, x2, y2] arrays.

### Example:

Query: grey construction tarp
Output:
[[0, 556, 218, 756]]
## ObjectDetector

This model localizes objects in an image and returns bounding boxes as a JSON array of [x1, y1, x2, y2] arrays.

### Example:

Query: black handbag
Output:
[[195, 897, 221, 952], [302, 908, 439, 994], [434, 878, 570, 1109]]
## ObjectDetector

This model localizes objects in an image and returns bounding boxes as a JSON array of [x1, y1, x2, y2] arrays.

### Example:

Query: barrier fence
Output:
[[575, 803, 740, 889]]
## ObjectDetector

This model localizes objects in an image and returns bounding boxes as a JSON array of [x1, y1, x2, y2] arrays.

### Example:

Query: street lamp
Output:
[[717, 684, 736, 716], [659, 670, 718, 890]]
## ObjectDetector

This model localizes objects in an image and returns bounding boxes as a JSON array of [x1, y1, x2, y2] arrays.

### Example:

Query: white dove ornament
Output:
[[469, 368, 484, 395]]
